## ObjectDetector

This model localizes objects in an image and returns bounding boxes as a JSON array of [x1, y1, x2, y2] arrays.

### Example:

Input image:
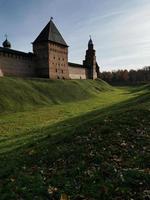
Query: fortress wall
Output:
[[68, 65, 86, 79], [0, 51, 35, 77], [48, 43, 69, 79], [0, 68, 3, 77], [33, 43, 49, 78]]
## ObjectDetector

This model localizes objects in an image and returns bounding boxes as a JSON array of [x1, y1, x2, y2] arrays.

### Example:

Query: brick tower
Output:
[[83, 37, 97, 79], [33, 19, 69, 79]]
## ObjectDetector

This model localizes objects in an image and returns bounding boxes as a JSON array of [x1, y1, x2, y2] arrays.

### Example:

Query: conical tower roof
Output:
[[33, 19, 68, 47]]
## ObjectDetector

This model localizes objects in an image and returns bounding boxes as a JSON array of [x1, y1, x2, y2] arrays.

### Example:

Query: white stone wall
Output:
[[0, 68, 3, 77], [68, 66, 86, 79]]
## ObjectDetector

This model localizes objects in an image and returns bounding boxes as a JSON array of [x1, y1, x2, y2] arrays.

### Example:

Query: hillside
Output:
[[0, 78, 149, 200], [0, 77, 112, 113]]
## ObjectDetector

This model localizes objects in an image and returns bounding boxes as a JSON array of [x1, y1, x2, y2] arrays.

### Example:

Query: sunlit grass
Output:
[[0, 78, 149, 199]]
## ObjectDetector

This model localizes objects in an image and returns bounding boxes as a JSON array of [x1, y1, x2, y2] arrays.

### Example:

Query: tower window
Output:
[[62, 70, 63, 73], [56, 69, 57, 72]]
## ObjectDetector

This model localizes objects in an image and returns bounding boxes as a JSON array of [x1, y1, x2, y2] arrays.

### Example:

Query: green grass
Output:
[[0, 77, 149, 200], [0, 77, 111, 113]]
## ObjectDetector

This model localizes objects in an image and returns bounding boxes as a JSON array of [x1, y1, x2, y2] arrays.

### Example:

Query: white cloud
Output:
[[94, 2, 150, 70]]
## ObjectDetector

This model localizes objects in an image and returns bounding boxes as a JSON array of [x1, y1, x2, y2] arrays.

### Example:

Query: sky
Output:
[[0, 0, 150, 71]]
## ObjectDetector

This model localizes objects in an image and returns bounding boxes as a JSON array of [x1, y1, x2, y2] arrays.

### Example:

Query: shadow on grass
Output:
[[121, 83, 150, 93], [0, 86, 149, 155], [0, 87, 149, 199]]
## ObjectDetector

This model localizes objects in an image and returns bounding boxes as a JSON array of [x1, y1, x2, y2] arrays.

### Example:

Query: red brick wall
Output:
[[0, 51, 34, 77], [83, 49, 97, 80], [48, 43, 69, 79], [33, 42, 69, 79], [33, 42, 49, 77]]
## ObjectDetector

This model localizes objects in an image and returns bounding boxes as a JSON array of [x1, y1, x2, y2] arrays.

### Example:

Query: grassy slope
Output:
[[0, 77, 111, 113], [0, 78, 149, 200]]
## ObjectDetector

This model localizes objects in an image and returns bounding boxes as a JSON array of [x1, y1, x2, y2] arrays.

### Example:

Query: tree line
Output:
[[100, 66, 150, 85]]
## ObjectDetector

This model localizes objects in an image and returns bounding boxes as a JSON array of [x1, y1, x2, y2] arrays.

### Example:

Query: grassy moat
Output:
[[0, 78, 149, 200]]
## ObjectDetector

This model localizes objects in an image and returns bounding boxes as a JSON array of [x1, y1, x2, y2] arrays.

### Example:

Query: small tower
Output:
[[33, 18, 69, 79], [83, 36, 97, 79], [2, 34, 11, 49]]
